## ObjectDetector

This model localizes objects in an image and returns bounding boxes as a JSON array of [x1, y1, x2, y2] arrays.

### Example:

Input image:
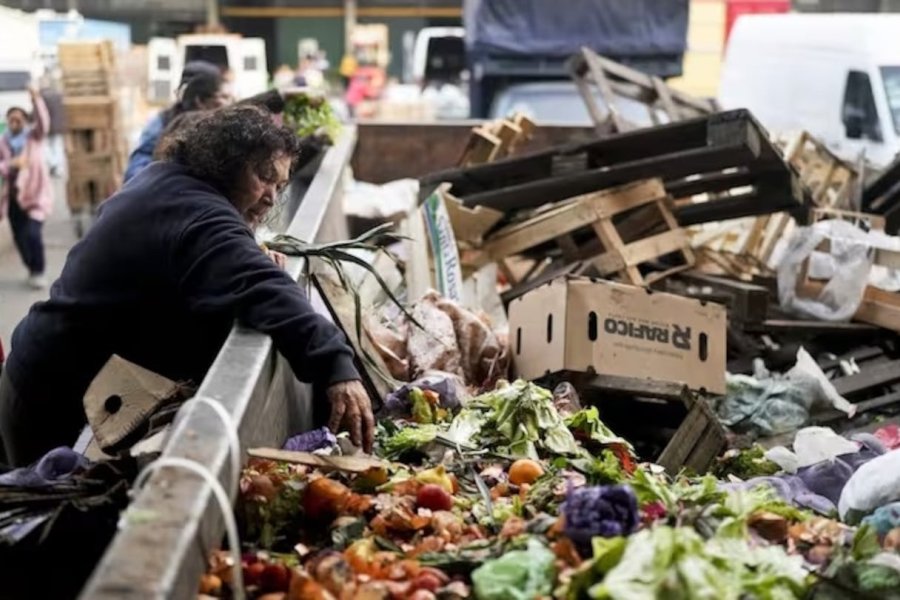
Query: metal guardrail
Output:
[[80, 125, 357, 599]]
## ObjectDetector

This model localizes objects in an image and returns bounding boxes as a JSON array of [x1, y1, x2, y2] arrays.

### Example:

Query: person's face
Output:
[[6, 110, 26, 135], [231, 154, 292, 229], [198, 82, 234, 110]]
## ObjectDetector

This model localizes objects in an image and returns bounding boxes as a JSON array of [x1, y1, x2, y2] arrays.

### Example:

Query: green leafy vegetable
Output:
[[283, 93, 341, 142], [585, 526, 808, 600], [472, 538, 556, 600], [565, 407, 634, 454], [472, 380, 582, 459], [379, 423, 441, 459]]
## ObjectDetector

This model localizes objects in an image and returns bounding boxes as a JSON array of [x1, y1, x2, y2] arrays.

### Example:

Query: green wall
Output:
[[276, 16, 445, 80]]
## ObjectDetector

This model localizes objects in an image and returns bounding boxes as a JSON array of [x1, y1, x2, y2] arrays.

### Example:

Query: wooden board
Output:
[[248, 448, 387, 472], [569, 48, 718, 136]]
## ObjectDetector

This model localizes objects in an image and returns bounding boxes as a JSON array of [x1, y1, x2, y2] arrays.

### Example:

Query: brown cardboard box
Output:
[[508, 277, 726, 394]]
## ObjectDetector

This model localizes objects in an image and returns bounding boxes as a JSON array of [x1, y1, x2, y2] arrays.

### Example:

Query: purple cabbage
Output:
[[383, 373, 466, 417], [283, 427, 337, 453], [563, 484, 639, 556]]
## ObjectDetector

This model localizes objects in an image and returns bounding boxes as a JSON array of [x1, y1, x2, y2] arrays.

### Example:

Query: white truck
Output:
[[147, 33, 268, 104], [720, 13, 900, 167], [0, 6, 40, 121]]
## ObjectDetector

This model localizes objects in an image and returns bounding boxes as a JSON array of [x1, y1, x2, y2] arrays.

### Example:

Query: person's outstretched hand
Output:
[[326, 380, 375, 453]]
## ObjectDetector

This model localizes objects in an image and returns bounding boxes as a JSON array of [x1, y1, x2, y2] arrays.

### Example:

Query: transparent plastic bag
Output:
[[777, 220, 873, 321]]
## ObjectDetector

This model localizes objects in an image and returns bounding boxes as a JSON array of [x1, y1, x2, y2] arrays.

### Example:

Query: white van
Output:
[[0, 6, 40, 121], [148, 33, 268, 104], [719, 14, 900, 167]]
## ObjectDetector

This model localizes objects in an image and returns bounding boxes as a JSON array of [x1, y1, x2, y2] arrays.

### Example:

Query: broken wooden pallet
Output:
[[421, 109, 804, 227], [468, 179, 694, 286], [779, 131, 859, 209], [569, 48, 719, 135], [457, 112, 536, 167]]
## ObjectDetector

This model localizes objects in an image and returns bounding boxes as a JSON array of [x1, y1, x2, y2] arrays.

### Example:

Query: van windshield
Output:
[[882, 67, 900, 134]]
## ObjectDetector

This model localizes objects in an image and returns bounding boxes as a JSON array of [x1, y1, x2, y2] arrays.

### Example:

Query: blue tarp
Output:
[[465, 0, 689, 58]]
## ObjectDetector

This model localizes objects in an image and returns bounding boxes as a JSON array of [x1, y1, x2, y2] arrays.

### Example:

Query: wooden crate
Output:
[[472, 178, 694, 286], [62, 69, 114, 98], [58, 41, 116, 72], [67, 174, 119, 213], [780, 131, 859, 209], [68, 154, 118, 180], [569, 48, 719, 135], [457, 113, 536, 167], [63, 97, 119, 131]]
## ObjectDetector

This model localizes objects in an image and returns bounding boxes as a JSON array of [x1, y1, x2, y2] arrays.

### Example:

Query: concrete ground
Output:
[[0, 178, 79, 351]]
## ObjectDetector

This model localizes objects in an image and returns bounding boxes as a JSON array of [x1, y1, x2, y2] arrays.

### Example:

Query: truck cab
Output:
[[147, 33, 268, 104]]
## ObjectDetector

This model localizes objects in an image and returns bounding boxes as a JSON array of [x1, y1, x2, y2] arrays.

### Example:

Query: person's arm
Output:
[[174, 204, 360, 387], [28, 86, 50, 141], [123, 115, 164, 182], [0, 140, 10, 179]]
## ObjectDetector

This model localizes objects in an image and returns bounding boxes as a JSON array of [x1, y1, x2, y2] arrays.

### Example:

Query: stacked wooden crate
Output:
[[59, 41, 125, 215]]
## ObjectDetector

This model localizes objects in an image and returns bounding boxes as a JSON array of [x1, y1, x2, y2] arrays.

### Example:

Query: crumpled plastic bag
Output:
[[839, 448, 900, 523], [765, 427, 860, 473], [778, 220, 874, 321], [382, 371, 470, 417], [283, 427, 337, 453], [471, 538, 556, 600], [0, 447, 89, 488], [862, 502, 900, 537], [718, 347, 856, 437], [403, 290, 510, 387]]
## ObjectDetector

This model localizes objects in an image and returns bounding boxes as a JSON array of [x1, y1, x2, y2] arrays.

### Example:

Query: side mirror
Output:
[[843, 109, 864, 140]]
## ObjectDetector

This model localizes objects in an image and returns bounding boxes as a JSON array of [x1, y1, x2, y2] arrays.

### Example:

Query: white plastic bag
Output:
[[777, 220, 873, 321], [838, 448, 900, 522], [786, 347, 857, 418]]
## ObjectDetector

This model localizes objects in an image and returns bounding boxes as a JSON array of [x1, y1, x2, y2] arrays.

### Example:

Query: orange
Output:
[[508, 459, 545, 486]]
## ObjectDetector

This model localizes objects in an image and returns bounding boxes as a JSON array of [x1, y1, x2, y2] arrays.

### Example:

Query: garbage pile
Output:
[[198, 382, 900, 599], [198, 71, 900, 598]]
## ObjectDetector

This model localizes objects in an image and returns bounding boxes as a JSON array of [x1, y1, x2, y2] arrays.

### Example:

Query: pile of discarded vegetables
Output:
[[199, 379, 900, 600]]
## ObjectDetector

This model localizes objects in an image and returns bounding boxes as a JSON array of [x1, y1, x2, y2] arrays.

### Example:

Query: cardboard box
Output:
[[508, 277, 727, 394]]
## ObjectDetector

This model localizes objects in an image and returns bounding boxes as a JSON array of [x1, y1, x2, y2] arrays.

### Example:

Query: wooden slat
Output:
[[620, 228, 689, 267], [657, 402, 711, 474], [248, 448, 387, 472]]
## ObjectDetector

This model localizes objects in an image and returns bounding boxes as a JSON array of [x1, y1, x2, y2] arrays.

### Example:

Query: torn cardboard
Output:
[[83, 355, 191, 454], [507, 277, 727, 394]]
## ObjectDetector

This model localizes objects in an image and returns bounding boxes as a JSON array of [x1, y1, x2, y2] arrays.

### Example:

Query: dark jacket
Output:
[[5, 161, 359, 404]]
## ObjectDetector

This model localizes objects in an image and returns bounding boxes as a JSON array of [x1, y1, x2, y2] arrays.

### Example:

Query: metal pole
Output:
[[206, 0, 220, 30], [344, 0, 357, 56]]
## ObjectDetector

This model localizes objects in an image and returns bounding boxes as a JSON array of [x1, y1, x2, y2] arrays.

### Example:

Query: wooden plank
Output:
[[248, 448, 387, 472], [592, 218, 642, 283], [677, 272, 769, 323], [744, 319, 879, 334], [620, 228, 689, 267], [652, 75, 680, 122], [833, 359, 900, 397], [580, 373, 688, 401], [657, 402, 710, 474]]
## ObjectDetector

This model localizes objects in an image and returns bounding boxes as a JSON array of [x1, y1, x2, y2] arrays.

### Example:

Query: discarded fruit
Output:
[[199, 574, 222, 595], [508, 459, 544, 486], [303, 477, 351, 520], [416, 484, 454, 511], [261, 563, 292, 593]]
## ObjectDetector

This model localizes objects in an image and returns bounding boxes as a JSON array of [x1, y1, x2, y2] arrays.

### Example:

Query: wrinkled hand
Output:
[[265, 249, 287, 270], [327, 380, 375, 453]]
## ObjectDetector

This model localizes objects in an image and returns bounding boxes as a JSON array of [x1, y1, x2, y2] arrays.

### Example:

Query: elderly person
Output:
[[0, 86, 52, 289], [0, 105, 374, 467], [123, 61, 233, 183]]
